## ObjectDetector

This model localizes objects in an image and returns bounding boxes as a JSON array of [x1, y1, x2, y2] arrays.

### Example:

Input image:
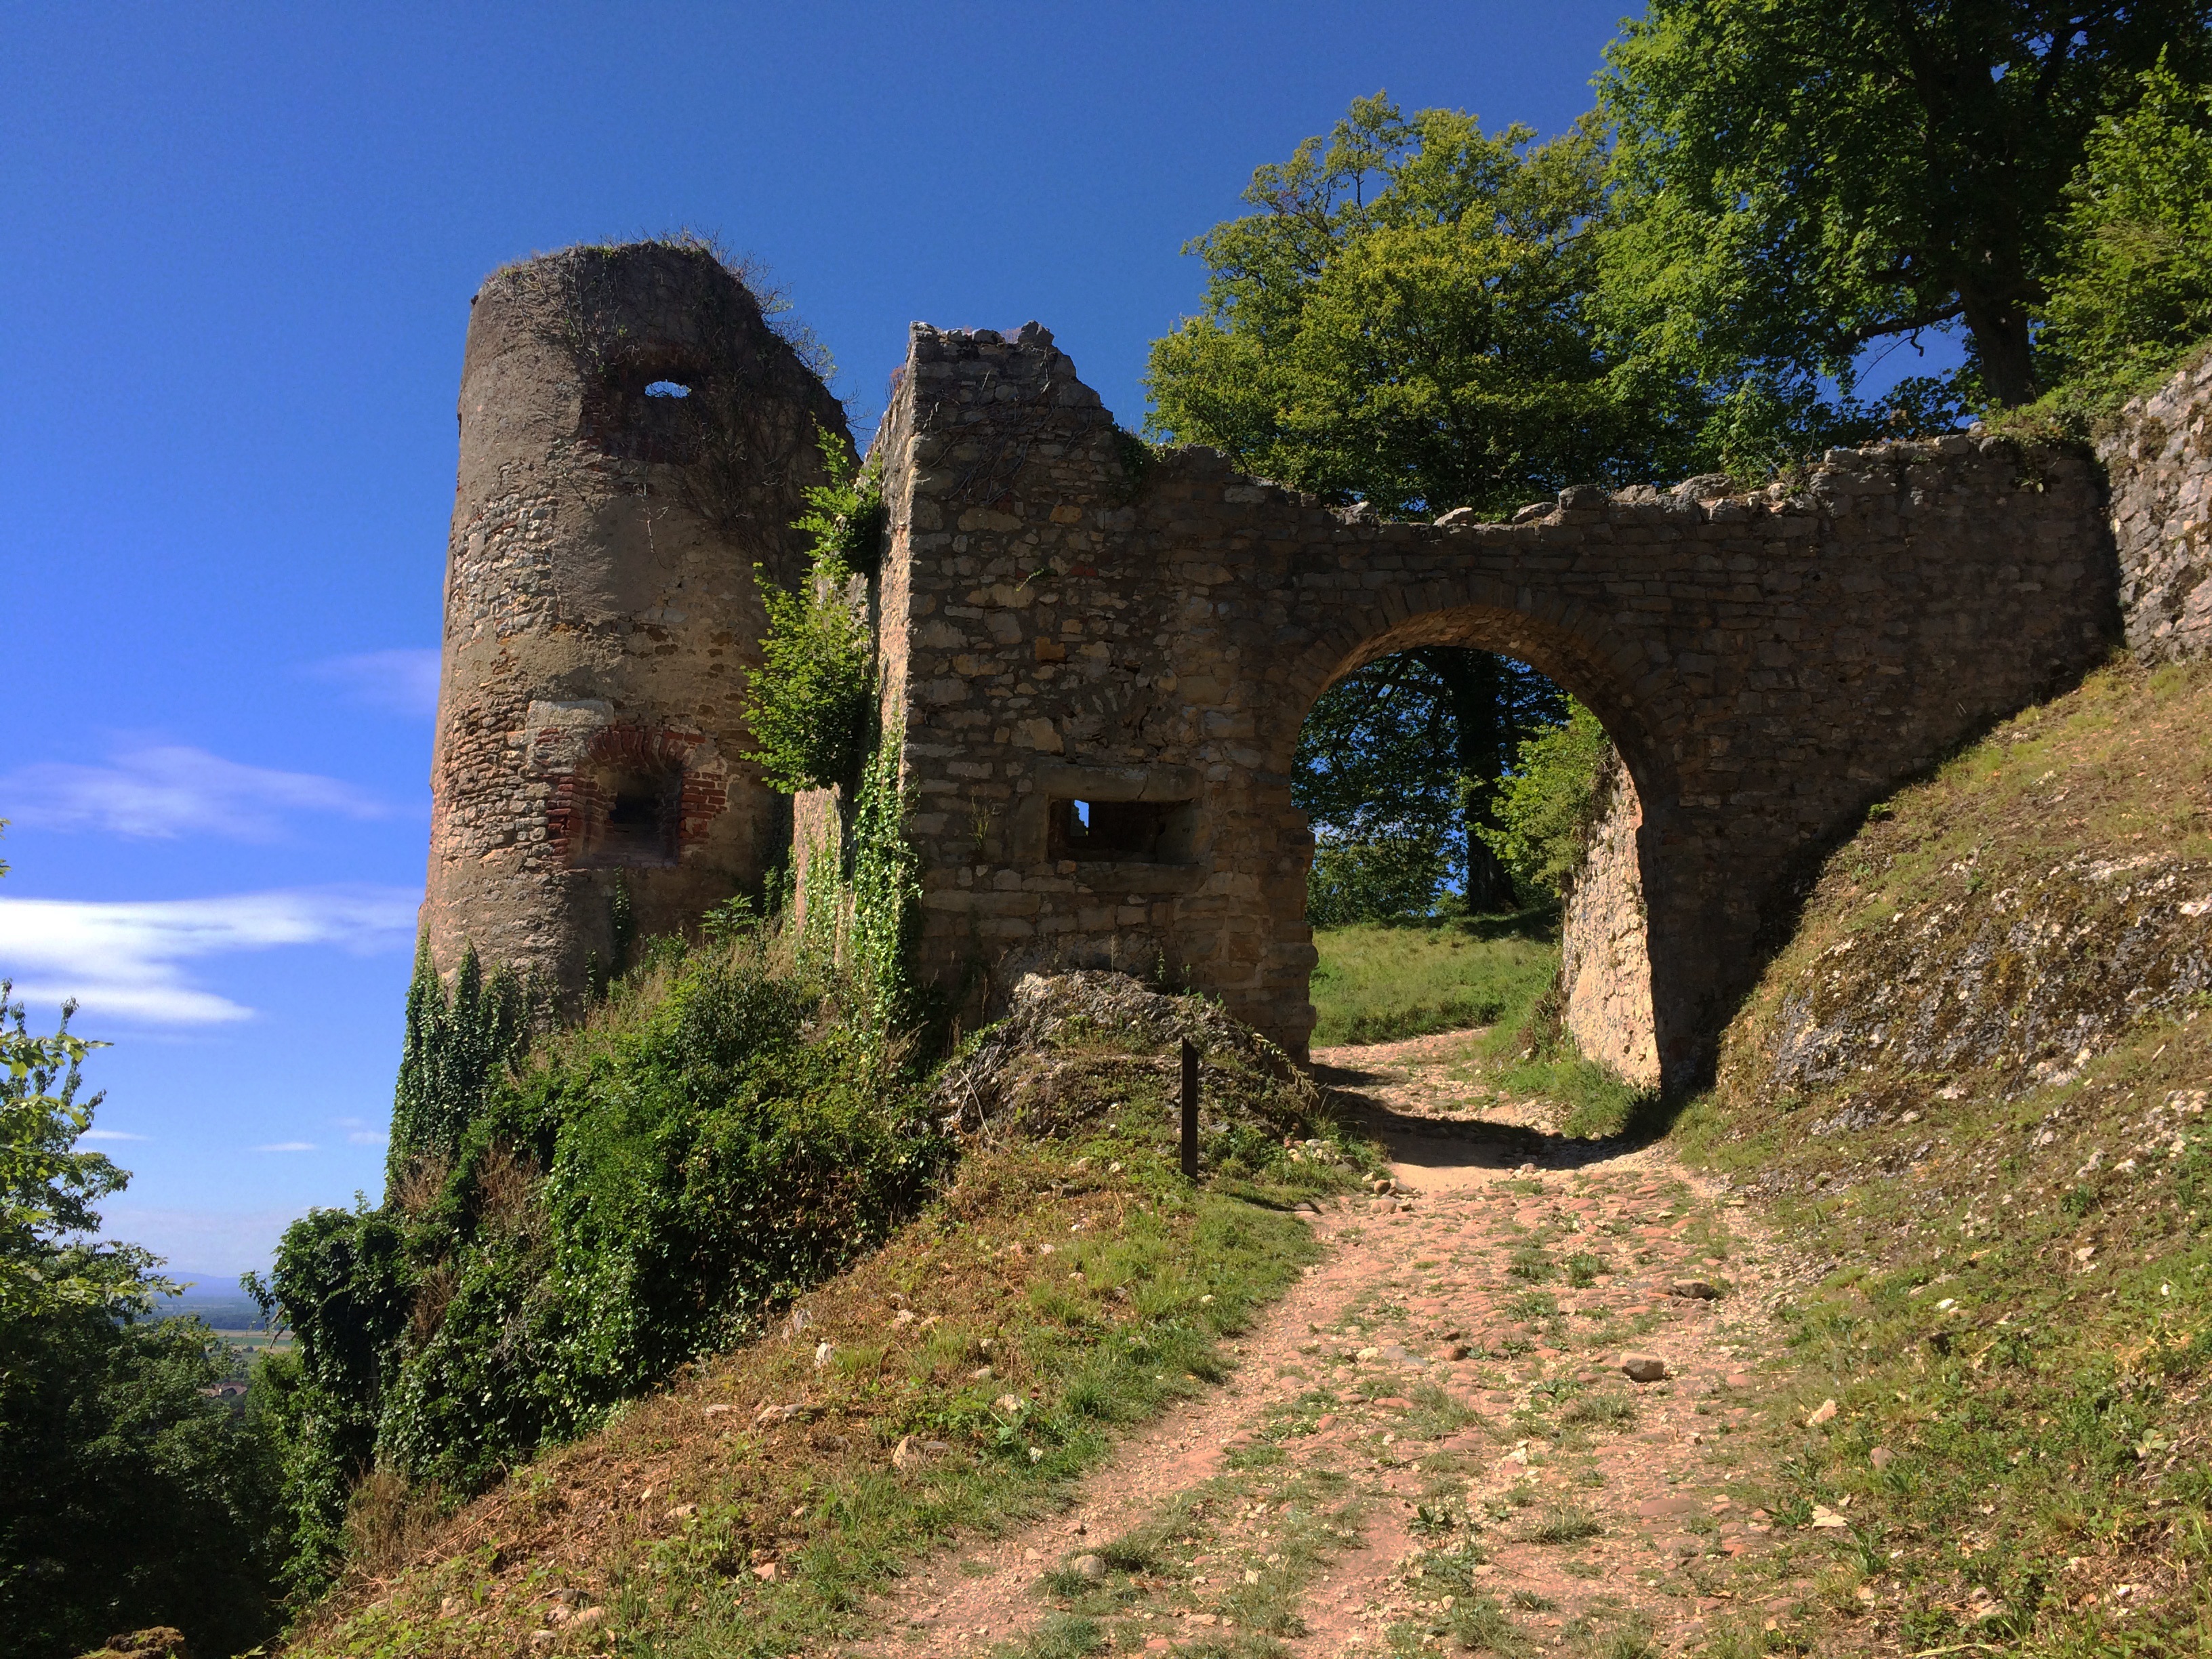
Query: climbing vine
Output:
[[742, 426, 918, 1033], [742, 430, 882, 795], [848, 739, 922, 1029]]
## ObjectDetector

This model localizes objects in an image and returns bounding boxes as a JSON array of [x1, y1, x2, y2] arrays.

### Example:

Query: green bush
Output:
[[262, 930, 949, 1568], [386, 937, 532, 1187], [743, 432, 882, 796], [1480, 700, 1612, 899]]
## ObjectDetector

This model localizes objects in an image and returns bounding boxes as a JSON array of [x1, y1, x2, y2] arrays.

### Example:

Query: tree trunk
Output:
[[1419, 648, 1519, 913], [1958, 288, 2042, 407]]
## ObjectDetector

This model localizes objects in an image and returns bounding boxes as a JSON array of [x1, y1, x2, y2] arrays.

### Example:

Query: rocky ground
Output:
[[851, 1029, 1854, 1658]]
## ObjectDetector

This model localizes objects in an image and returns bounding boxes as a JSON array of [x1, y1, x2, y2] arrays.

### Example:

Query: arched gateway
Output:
[[876, 323, 2114, 1088]]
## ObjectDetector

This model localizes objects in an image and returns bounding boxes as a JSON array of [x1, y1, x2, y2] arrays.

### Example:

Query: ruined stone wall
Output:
[[2100, 352, 2212, 665], [423, 242, 846, 996], [874, 324, 2115, 1084], [1559, 752, 1659, 1088]]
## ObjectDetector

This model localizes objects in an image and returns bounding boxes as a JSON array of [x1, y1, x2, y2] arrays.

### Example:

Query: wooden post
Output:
[[1180, 1038, 1199, 1179]]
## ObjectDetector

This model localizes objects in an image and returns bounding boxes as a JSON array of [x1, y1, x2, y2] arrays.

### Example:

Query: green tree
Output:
[[1296, 651, 1563, 915], [1597, 0, 2210, 415], [2045, 53, 2212, 384], [0, 984, 283, 1659], [1146, 94, 1681, 514], [1480, 701, 1614, 899]]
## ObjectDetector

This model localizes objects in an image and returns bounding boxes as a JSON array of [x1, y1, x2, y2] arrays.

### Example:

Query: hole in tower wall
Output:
[[580, 356, 708, 463], [575, 766, 682, 869]]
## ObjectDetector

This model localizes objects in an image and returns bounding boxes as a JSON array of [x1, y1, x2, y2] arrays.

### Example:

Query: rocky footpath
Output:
[[861, 1028, 1860, 1658]]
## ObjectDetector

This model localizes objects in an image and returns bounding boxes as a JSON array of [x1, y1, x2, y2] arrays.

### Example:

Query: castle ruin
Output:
[[422, 242, 2207, 1088]]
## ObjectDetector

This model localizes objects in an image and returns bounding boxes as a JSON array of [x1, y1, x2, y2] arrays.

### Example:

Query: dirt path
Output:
[[850, 1030, 1830, 1657]]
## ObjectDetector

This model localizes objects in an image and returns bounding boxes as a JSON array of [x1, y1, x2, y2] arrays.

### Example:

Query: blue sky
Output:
[[3, 2, 1952, 1283]]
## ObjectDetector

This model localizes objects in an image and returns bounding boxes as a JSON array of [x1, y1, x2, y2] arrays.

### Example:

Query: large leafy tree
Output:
[[1146, 95, 1689, 514], [2044, 52, 2212, 384], [0, 981, 283, 1659], [1597, 0, 2211, 415], [1147, 97, 1656, 915]]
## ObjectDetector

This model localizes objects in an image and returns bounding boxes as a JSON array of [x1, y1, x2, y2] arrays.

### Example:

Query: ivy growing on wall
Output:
[[847, 739, 922, 1029], [386, 938, 532, 1189], [743, 432, 882, 796], [741, 426, 920, 1030]]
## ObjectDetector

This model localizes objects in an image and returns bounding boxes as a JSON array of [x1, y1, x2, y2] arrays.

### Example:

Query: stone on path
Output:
[[1620, 1353, 1670, 1382]]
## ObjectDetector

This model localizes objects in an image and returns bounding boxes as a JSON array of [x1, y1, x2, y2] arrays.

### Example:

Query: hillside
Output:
[[1679, 658, 2212, 1654], [273, 972, 1370, 1659]]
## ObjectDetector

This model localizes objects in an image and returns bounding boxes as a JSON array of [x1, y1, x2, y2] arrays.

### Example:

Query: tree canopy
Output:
[[1145, 96, 1696, 516], [0, 983, 284, 1659], [2045, 52, 2212, 386], [1597, 0, 2211, 415]]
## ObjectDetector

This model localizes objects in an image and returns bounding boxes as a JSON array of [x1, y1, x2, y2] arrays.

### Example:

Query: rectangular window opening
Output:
[[1049, 797, 1196, 864]]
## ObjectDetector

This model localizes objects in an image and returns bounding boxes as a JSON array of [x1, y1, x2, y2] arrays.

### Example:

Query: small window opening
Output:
[[644, 380, 691, 398], [1049, 798, 1197, 863], [581, 768, 680, 868]]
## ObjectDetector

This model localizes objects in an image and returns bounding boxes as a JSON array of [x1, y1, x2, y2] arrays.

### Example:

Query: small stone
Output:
[[752, 1561, 779, 1581], [1441, 1342, 1471, 1361], [1870, 1446, 1896, 1469], [1667, 1279, 1722, 1300], [1071, 1553, 1108, 1581], [1806, 1398, 1839, 1427], [1620, 1353, 1669, 1382]]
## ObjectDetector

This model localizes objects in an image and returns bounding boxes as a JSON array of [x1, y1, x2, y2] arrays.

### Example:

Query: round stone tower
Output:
[[422, 240, 848, 996]]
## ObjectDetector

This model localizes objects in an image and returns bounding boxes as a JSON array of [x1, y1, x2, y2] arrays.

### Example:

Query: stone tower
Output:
[[422, 241, 848, 996]]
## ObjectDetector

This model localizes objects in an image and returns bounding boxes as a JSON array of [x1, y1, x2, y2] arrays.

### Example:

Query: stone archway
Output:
[[1281, 619, 1668, 1085], [869, 321, 2112, 1088]]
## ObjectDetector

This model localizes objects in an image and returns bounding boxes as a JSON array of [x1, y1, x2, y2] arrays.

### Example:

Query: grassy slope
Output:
[[1676, 660, 2212, 1657], [1308, 907, 1559, 1046], [280, 1034, 1373, 1659]]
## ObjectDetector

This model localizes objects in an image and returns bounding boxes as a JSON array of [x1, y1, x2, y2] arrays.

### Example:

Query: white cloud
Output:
[[346, 1129, 388, 1147], [78, 1128, 149, 1142], [253, 1141, 317, 1153], [0, 744, 392, 841], [0, 884, 420, 1025], [309, 649, 442, 718]]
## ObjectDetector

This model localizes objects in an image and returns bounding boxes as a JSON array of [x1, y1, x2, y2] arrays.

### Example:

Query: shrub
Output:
[[743, 432, 882, 795], [1480, 699, 1612, 899], [262, 930, 949, 1563]]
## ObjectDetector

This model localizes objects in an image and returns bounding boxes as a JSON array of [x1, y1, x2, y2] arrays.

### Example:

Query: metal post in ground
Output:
[[1180, 1038, 1199, 1179]]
